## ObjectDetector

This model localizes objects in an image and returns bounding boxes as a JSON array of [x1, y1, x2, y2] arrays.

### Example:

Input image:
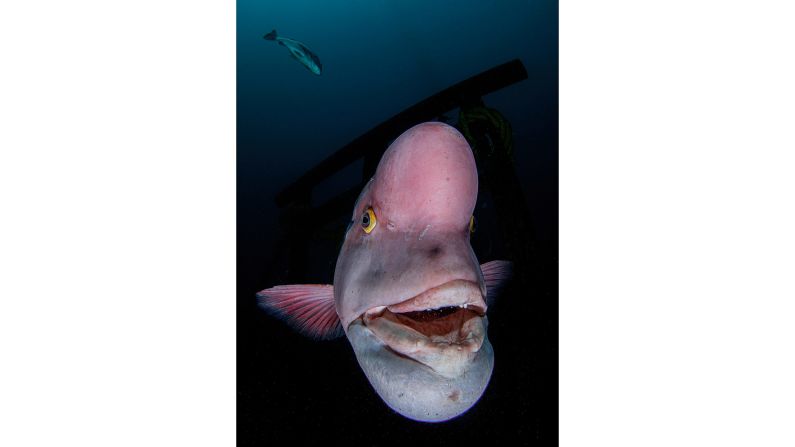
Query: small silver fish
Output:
[[263, 29, 322, 75]]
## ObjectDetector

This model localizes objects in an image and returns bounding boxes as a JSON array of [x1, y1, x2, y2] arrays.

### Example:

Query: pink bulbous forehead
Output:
[[370, 122, 478, 230]]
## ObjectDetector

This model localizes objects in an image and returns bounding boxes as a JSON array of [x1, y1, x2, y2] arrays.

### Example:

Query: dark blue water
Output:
[[238, 1, 557, 444]]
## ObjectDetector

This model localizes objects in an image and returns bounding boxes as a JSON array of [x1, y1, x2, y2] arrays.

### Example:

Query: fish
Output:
[[263, 29, 322, 75], [257, 122, 513, 422]]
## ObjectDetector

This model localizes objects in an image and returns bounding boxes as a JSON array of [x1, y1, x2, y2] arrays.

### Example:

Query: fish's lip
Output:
[[355, 279, 487, 378], [364, 279, 486, 318]]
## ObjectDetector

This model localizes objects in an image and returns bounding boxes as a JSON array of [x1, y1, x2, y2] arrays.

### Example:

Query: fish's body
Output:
[[258, 122, 512, 422], [263, 29, 322, 75]]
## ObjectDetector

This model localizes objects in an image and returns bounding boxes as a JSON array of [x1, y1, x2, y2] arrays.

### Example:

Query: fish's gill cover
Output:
[[257, 284, 343, 340]]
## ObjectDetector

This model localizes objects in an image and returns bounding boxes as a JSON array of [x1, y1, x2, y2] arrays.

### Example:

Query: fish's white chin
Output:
[[344, 278, 493, 422], [346, 319, 493, 423]]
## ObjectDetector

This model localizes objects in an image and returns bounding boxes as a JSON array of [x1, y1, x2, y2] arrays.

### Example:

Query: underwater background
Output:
[[238, 0, 557, 444]]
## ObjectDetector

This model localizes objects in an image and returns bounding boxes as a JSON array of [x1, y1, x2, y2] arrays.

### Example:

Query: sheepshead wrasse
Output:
[[257, 122, 512, 422]]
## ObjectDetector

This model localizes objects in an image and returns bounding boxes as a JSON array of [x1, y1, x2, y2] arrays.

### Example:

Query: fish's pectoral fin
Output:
[[481, 260, 513, 306], [257, 284, 343, 340]]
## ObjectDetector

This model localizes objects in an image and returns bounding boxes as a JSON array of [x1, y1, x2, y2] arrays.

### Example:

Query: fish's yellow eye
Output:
[[361, 207, 377, 234], [469, 215, 476, 234]]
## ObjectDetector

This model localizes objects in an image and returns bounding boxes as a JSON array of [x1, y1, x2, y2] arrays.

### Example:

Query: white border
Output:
[[0, 0, 236, 445], [561, 0, 795, 445]]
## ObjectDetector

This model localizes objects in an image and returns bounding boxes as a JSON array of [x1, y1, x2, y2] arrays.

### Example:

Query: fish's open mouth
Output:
[[358, 279, 487, 378]]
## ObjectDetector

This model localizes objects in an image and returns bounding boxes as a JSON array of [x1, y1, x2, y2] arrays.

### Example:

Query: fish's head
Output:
[[310, 62, 321, 75], [334, 122, 492, 422]]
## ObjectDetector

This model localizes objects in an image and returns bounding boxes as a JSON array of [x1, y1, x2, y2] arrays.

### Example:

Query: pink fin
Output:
[[256, 284, 343, 340], [481, 260, 513, 305]]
